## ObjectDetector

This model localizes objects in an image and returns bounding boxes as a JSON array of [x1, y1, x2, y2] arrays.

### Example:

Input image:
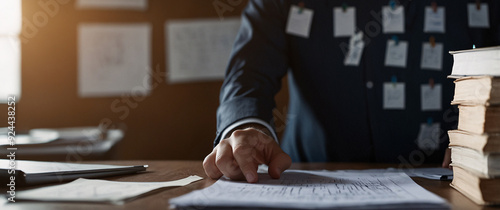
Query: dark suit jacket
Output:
[[215, 0, 500, 163]]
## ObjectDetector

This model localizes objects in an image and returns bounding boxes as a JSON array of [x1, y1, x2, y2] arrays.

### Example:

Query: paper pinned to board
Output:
[[78, 23, 151, 97], [16, 176, 203, 204], [76, 0, 148, 10], [166, 18, 240, 83], [170, 170, 447, 209]]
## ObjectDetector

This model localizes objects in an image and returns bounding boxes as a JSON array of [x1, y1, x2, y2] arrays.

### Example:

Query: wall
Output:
[[0, 0, 289, 160]]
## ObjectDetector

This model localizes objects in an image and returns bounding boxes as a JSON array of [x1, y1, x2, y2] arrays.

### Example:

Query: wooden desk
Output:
[[2, 161, 495, 210]]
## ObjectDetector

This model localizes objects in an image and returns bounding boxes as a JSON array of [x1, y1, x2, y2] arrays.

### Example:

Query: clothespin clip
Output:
[[342, 3, 348, 12], [389, 0, 396, 10], [431, 1, 437, 13], [298, 2, 305, 14], [427, 117, 433, 126], [392, 35, 399, 46], [429, 78, 435, 89], [476, 0, 481, 10], [429, 36, 436, 48], [391, 75, 397, 87]]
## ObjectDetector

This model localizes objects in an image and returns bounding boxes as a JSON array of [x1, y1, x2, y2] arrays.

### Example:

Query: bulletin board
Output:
[[1, 0, 499, 161]]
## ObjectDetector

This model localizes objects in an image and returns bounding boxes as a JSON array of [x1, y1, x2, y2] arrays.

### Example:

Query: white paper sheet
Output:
[[170, 170, 447, 209], [421, 84, 442, 111], [344, 31, 364, 66], [383, 82, 405, 110], [424, 7, 445, 33], [385, 39, 408, 68], [76, 0, 148, 10], [166, 18, 240, 83], [421, 42, 443, 70], [286, 5, 314, 38], [416, 122, 441, 151], [16, 176, 202, 204], [78, 23, 151, 97], [0, 36, 21, 103], [468, 3, 489, 28], [382, 6, 405, 33], [334, 7, 356, 37]]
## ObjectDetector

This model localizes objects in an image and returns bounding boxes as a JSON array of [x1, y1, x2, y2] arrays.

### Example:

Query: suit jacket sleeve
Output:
[[214, 0, 290, 146]]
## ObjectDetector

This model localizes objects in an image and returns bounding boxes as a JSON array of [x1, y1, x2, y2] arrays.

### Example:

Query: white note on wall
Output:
[[166, 18, 240, 83], [384, 82, 405, 110], [421, 84, 442, 111], [424, 7, 445, 33], [334, 7, 356, 37], [344, 31, 364, 66], [468, 3, 489, 28], [286, 6, 314, 38], [76, 0, 148, 10], [420, 42, 443, 70], [78, 23, 151, 97], [416, 123, 441, 151], [0, 36, 21, 103], [385, 39, 408, 68], [382, 6, 405, 33], [170, 170, 447, 209]]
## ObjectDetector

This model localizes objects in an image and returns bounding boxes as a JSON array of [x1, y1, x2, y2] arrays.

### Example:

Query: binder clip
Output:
[[389, 0, 396, 10], [392, 35, 399, 46], [342, 3, 348, 12], [429, 78, 435, 89], [431, 1, 437, 13], [476, 0, 481, 10], [298, 1, 305, 14], [427, 117, 434, 126], [391, 75, 397, 87], [429, 36, 436, 48]]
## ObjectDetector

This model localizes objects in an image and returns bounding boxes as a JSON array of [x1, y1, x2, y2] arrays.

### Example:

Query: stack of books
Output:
[[447, 46, 500, 205]]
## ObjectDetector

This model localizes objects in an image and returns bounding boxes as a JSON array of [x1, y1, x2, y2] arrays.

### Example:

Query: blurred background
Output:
[[0, 0, 291, 161]]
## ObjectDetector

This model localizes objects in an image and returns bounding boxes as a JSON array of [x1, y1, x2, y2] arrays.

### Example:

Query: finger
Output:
[[268, 150, 292, 179], [216, 140, 245, 180], [230, 132, 259, 183], [203, 149, 223, 179]]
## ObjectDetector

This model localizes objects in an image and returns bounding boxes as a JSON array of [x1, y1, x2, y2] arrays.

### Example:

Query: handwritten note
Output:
[[170, 170, 447, 209], [421, 84, 442, 111], [416, 122, 441, 151], [286, 5, 314, 38], [421, 42, 443, 70], [16, 176, 202, 204], [384, 82, 405, 110], [382, 6, 405, 33], [78, 23, 151, 97], [334, 7, 355, 37], [166, 18, 240, 83], [385, 39, 408, 68], [344, 31, 364, 66], [468, 3, 489, 28], [424, 6, 445, 33]]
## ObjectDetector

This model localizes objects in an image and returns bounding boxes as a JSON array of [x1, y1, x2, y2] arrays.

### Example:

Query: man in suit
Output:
[[202, 0, 487, 183]]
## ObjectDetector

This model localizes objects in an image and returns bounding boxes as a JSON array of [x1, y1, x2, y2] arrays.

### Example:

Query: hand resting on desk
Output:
[[203, 127, 291, 183]]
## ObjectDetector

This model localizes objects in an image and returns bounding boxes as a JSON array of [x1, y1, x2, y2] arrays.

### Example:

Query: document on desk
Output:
[[16, 176, 202, 204], [170, 170, 448, 209]]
